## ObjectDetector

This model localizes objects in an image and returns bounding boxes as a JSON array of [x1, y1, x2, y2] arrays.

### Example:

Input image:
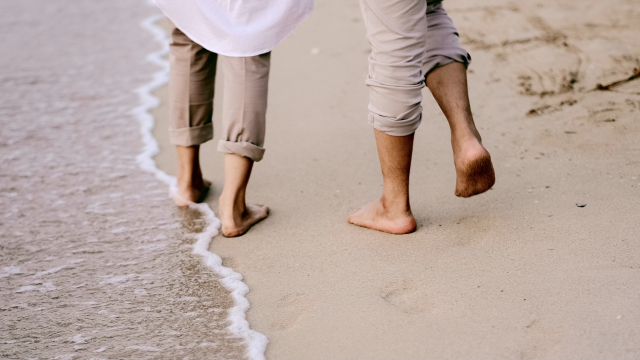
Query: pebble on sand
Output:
[[576, 203, 587, 207]]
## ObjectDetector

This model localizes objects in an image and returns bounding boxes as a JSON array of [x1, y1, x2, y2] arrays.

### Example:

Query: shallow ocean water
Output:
[[0, 1, 256, 358]]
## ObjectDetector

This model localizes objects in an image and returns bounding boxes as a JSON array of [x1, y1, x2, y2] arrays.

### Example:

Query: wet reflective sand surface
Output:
[[0, 1, 247, 358]]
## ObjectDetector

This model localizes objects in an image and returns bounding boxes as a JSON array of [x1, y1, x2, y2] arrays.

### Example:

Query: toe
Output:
[[256, 206, 269, 220], [347, 209, 366, 226], [347, 215, 360, 226]]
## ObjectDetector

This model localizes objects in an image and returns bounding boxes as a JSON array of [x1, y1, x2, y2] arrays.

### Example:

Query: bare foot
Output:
[[348, 199, 417, 234], [219, 195, 269, 237], [453, 137, 495, 198], [175, 179, 211, 207]]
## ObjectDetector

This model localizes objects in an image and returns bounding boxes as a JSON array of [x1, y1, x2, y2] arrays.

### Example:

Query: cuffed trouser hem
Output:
[[169, 123, 213, 146], [423, 51, 471, 78], [368, 104, 422, 137], [217, 140, 265, 162]]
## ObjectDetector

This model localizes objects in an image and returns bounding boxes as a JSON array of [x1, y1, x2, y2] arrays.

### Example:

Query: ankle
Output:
[[451, 126, 478, 141], [380, 194, 411, 215], [219, 191, 246, 214], [177, 173, 203, 189], [449, 117, 480, 138], [176, 145, 202, 187]]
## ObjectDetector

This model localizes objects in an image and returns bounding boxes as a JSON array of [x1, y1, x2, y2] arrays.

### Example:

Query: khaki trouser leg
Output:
[[359, 0, 471, 137], [217, 53, 271, 162], [423, 1, 472, 77], [360, 0, 428, 137], [168, 22, 271, 161], [168, 23, 216, 146]]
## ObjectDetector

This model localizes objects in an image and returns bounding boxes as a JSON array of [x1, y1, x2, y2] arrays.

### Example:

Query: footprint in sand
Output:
[[456, 7, 583, 95], [380, 280, 434, 314], [178, 207, 208, 234], [458, 4, 639, 100], [271, 293, 315, 331]]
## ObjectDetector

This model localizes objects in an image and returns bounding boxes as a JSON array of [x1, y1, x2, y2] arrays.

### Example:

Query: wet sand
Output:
[[153, 0, 640, 358], [0, 2, 252, 359]]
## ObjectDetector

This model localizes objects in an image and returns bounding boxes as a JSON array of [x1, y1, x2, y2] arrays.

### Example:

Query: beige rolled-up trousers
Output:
[[360, 0, 471, 136], [168, 23, 270, 162]]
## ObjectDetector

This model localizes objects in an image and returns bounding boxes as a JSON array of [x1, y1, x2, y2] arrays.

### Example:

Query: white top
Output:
[[154, 0, 313, 57]]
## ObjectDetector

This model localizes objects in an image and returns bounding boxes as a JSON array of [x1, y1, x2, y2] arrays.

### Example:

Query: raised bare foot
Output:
[[452, 137, 495, 198], [174, 179, 211, 207], [348, 199, 417, 234], [219, 195, 269, 237]]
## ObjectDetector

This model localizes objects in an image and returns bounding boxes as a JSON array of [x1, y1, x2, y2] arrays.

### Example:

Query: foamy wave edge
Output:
[[132, 12, 268, 360]]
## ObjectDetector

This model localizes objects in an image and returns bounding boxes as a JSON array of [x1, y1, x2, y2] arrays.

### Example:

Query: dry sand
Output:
[[152, 0, 640, 358]]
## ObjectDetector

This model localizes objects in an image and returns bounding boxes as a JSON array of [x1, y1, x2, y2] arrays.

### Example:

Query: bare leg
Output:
[[426, 62, 495, 197], [218, 153, 269, 237], [348, 129, 418, 234], [175, 145, 210, 206]]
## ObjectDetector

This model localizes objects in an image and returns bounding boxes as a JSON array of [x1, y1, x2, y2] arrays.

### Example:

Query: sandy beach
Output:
[[1, 0, 638, 359], [152, 0, 640, 358]]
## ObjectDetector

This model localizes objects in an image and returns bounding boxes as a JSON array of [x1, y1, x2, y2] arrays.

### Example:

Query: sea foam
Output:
[[134, 11, 268, 360]]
